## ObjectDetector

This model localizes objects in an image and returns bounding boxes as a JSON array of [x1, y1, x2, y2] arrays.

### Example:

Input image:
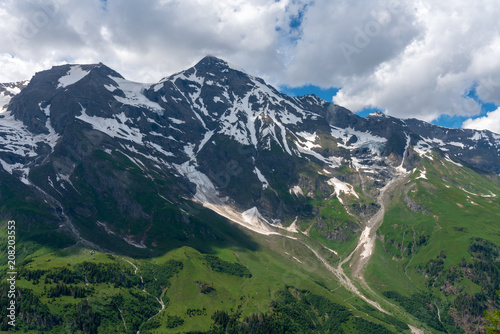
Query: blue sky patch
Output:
[[279, 85, 339, 103]]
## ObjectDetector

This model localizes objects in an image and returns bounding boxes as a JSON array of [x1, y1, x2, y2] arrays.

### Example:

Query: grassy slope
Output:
[[0, 217, 413, 333], [364, 150, 500, 332]]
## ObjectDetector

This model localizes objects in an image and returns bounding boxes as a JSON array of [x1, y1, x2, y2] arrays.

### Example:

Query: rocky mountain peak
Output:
[[162, 55, 255, 97], [6, 63, 128, 135], [0, 81, 30, 114], [193, 55, 242, 73]]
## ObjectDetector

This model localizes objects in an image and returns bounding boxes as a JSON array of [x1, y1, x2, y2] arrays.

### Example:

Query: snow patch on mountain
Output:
[[168, 117, 185, 125], [0, 92, 11, 112], [330, 126, 386, 154], [294, 136, 342, 169], [0, 103, 61, 184], [296, 131, 319, 149], [144, 141, 175, 158], [413, 140, 433, 159], [0, 116, 52, 157], [396, 133, 410, 173], [58, 66, 90, 88], [0, 82, 29, 112], [289, 186, 304, 196], [56, 172, 79, 193], [108, 76, 164, 114], [3, 85, 24, 96], [174, 161, 220, 204], [241, 206, 280, 232], [448, 141, 465, 149], [76, 105, 144, 144], [172, 147, 282, 236], [197, 130, 214, 153], [327, 177, 359, 200], [172, 141, 281, 236], [201, 201, 281, 236], [123, 236, 147, 249], [416, 168, 427, 180], [225, 60, 246, 73], [470, 132, 486, 141], [421, 137, 449, 151], [444, 154, 463, 167], [0, 159, 30, 185], [279, 107, 302, 125], [119, 144, 167, 172], [153, 83, 163, 92], [254, 167, 269, 189], [459, 187, 497, 198], [39, 104, 60, 152]]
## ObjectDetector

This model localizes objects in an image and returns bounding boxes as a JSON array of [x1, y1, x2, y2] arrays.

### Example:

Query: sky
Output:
[[1, 0, 499, 134]]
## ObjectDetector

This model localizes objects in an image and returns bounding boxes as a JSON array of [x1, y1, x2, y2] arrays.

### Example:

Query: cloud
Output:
[[0, 0, 499, 127], [328, 1, 500, 121], [0, 0, 296, 83], [462, 108, 500, 134], [285, 0, 421, 85]]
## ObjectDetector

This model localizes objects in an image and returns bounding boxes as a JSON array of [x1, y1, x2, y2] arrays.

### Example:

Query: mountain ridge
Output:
[[1, 56, 499, 238]]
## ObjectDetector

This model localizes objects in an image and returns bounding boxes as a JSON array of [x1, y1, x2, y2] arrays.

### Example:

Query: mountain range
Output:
[[1, 56, 499, 333]]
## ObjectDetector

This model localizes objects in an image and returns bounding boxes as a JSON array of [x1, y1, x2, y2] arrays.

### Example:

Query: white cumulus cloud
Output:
[[328, 1, 500, 122], [0, 0, 499, 128], [462, 108, 500, 134], [0, 0, 297, 82]]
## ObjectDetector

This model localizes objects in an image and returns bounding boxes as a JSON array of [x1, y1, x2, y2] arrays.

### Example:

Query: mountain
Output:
[[1, 56, 499, 333]]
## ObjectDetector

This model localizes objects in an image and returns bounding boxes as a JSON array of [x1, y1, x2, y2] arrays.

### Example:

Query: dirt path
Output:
[[119, 308, 127, 331], [145, 295, 165, 325], [122, 257, 164, 332], [122, 258, 139, 274]]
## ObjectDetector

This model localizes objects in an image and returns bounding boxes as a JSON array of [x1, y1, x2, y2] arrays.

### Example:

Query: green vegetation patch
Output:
[[205, 255, 252, 278], [382, 291, 461, 333], [140, 259, 184, 298], [207, 287, 399, 333]]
